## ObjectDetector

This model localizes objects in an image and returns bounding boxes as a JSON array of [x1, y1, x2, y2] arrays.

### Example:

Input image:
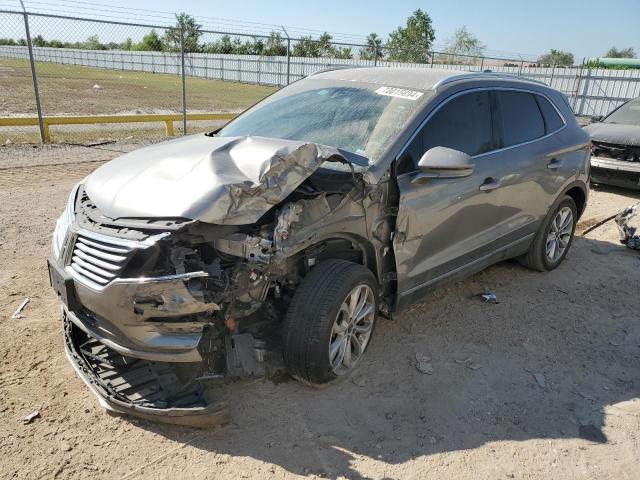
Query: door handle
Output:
[[479, 177, 501, 192], [547, 158, 562, 169]]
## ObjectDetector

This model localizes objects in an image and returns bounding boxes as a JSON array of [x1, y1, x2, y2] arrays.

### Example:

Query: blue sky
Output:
[[6, 0, 640, 61], [101, 0, 639, 60]]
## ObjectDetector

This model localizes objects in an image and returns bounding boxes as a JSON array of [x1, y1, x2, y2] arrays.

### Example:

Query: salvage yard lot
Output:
[[0, 145, 639, 479]]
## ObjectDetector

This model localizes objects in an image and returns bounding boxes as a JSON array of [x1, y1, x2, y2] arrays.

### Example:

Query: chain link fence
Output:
[[2, 7, 640, 167]]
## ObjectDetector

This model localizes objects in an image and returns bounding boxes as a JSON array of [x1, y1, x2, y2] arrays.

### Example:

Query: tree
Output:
[[292, 36, 320, 57], [604, 46, 636, 58], [444, 26, 485, 59], [32, 34, 46, 47], [317, 32, 336, 58], [333, 46, 353, 59], [359, 33, 383, 60], [83, 35, 106, 50], [537, 49, 574, 67], [386, 9, 436, 63], [204, 35, 233, 54], [133, 30, 162, 51], [121, 38, 133, 51], [163, 13, 202, 52], [263, 31, 287, 56]]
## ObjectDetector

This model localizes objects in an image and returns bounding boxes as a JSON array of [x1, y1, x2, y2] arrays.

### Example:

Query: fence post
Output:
[[571, 58, 586, 112], [578, 67, 592, 115], [281, 26, 291, 86], [20, 2, 45, 143], [180, 27, 187, 135]]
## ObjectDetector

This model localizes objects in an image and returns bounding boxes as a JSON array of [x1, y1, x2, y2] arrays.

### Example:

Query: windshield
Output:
[[218, 78, 428, 164], [604, 99, 640, 126]]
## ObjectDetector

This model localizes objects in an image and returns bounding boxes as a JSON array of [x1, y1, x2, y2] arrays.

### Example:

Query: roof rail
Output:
[[433, 72, 547, 90], [308, 65, 370, 77]]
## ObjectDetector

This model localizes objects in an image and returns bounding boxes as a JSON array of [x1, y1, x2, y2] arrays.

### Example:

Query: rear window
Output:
[[496, 91, 545, 147], [535, 96, 564, 133]]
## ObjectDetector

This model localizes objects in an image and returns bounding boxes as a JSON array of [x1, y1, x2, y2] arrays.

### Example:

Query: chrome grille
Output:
[[70, 233, 135, 287]]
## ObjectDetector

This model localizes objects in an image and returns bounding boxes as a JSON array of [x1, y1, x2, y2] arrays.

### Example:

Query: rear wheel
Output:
[[519, 195, 577, 271], [282, 260, 377, 385]]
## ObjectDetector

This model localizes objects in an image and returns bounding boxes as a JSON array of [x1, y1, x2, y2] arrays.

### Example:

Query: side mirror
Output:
[[412, 147, 474, 183]]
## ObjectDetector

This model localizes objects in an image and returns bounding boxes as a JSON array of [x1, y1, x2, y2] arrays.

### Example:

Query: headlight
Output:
[[52, 183, 81, 260]]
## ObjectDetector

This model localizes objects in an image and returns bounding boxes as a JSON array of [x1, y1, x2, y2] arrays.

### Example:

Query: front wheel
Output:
[[282, 260, 378, 385], [519, 195, 577, 271]]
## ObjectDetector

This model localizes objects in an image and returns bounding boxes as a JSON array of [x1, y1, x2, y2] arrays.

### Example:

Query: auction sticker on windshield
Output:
[[375, 86, 423, 101]]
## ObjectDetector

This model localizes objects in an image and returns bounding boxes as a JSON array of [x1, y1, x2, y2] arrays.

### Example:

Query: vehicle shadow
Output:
[[130, 234, 640, 479], [590, 182, 640, 200]]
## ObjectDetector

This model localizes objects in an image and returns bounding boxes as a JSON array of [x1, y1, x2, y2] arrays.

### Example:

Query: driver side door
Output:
[[393, 89, 517, 310]]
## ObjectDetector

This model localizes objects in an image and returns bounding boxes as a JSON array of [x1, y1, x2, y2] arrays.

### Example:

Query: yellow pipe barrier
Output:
[[0, 113, 237, 143]]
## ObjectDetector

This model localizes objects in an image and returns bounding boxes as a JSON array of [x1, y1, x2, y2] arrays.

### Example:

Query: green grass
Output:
[[0, 57, 275, 115], [0, 57, 276, 143]]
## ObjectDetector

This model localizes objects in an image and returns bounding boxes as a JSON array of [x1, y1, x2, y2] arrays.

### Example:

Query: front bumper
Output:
[[48, 255, 219, 363], [591, 156, 640, 189], [63, 312, 228, 427]]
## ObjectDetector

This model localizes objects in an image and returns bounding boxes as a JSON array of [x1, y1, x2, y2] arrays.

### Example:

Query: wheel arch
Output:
[[299, 233, 381, 282], [561, 181, 588, 219]]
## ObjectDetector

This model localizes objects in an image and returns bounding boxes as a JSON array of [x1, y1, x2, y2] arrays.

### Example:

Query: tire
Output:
[[519, 195, 577, 272], [282, 259, 378, 385]]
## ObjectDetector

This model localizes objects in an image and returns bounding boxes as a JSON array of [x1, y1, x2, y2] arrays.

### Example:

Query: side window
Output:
[[535, 95, 564, 134], [422, 91, 494, 157], [496, 91, 545, 146], [396, 134, 423, 174]]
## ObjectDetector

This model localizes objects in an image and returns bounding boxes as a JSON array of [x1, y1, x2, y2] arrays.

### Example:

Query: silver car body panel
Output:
[[390, 79, 590, 309], [583, 122, 640, 147], [85, 134, 345, 225]]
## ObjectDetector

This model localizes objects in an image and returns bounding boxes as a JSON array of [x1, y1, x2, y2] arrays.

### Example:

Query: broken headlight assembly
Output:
[[52, 182, 81, 260]]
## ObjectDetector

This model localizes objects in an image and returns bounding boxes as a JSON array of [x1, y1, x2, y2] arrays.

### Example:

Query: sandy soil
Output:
[[0, 148, 639, 480]]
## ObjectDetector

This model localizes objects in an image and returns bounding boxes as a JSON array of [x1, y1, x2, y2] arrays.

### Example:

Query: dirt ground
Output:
[[0, 145, 639, 480]]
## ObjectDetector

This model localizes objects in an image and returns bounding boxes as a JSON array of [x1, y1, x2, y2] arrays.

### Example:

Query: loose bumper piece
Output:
[[64, 314, 228, 427]]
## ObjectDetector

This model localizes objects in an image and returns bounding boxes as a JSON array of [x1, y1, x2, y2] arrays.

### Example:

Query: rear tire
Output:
[[519, 195, 577, 272], [282, 260, 378, 385]]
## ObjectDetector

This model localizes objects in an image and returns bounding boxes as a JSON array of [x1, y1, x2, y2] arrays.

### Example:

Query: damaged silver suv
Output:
[[48, 68, 590, 424]]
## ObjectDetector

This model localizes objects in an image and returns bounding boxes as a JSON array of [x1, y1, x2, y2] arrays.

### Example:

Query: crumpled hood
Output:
[[84, 134, 343, 225], [584, 122, 640, 146]]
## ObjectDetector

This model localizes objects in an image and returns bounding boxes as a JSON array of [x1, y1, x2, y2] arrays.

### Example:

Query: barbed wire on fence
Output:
[[1, 7, 640, 146]]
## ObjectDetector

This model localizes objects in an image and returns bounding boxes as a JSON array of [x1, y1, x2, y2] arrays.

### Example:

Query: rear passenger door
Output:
[[491, 90, 568, 236]]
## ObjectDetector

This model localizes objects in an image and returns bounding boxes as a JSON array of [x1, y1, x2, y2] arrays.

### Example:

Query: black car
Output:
[[585, 97, 640, 189]]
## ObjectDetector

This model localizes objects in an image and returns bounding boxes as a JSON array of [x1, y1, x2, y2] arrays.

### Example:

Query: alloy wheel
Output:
[[328, 284, 375, 375], [545, 206, 574, 263]]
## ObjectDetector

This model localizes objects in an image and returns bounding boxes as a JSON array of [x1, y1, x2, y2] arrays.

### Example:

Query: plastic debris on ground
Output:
[[11, 297, 30, 319], [615, 203, 640, 250], [23, 411, 40, 425], [455, 358, 482, 371], [415, 353, 434, 374], [477, 292, 499, 304]]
